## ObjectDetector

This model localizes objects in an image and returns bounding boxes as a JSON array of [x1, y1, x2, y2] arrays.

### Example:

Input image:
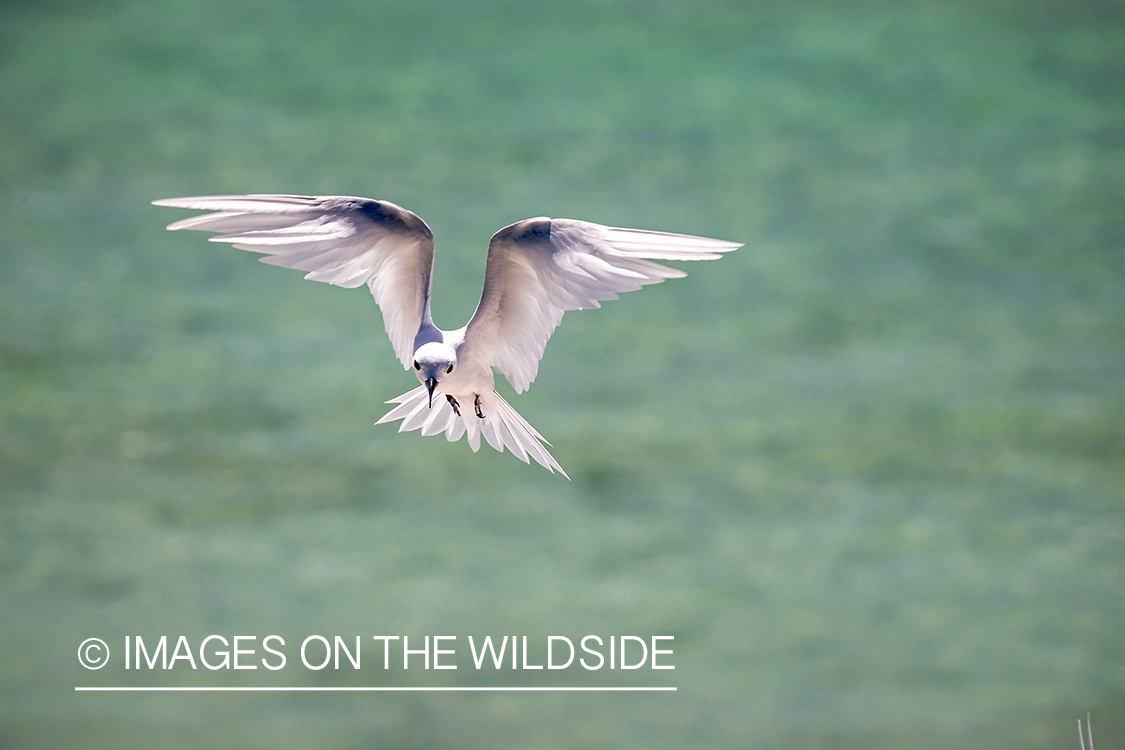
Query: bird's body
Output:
[[154, 194, 741, 477]]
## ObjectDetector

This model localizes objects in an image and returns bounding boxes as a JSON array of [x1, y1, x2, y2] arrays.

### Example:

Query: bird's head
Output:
[[412, 342, 457, 407]]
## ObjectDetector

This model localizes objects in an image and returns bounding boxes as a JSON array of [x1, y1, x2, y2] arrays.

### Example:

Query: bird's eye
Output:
[[446, 364, 454, 373], [413, 361, 420, 370]]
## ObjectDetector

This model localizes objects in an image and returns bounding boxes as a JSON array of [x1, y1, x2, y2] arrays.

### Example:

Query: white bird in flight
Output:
[[154, 194, 741, 478]]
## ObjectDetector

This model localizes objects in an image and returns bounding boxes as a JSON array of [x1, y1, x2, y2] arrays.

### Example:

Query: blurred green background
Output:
[[1, 0, 1122, 747]]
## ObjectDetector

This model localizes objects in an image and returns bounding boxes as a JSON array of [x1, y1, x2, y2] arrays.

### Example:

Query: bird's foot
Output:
[[446, 394, 461, 417], [474, 394, 485, 419]]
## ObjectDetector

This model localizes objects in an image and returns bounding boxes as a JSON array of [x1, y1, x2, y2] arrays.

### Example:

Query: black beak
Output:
[[425, 377, 437, 408]]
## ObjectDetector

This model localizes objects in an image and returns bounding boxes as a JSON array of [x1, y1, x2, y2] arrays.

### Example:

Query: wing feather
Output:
[[153, 194, 435, 369], [462, 218, 740, 393]]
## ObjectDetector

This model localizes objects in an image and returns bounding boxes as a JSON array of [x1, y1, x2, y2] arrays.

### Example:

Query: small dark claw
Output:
[[446, 394, 461, 417], [474, 394, 485, 419]]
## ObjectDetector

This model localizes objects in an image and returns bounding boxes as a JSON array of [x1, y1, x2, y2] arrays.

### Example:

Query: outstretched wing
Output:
[[153, 194, 435, 369], [461, 218, 741, 393]]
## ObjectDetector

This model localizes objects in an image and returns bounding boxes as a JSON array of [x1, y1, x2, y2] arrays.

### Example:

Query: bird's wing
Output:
[[153, 194, 435, 369], [461, 218, 741, 393]]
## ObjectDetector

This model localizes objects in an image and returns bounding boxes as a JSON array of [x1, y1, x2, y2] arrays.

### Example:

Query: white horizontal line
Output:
[[75, 686, 676, 692]]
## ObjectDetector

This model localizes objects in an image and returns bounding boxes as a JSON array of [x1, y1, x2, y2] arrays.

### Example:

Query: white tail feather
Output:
[[377, 386, 568, 477]]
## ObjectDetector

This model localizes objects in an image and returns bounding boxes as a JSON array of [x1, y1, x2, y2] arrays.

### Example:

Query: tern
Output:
[[154, 194, 741, 477]]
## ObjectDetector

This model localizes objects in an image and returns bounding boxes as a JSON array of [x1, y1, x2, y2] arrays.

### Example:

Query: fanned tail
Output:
[[377, 387, 568, 478]]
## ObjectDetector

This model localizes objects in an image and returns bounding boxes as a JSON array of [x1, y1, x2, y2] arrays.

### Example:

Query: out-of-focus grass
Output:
[[1, 0, 1122, 748]]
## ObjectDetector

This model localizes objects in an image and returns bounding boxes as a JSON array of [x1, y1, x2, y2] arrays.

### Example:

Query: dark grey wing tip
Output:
[[350, 198, 434, 239], [490, 217, 553, 246]]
